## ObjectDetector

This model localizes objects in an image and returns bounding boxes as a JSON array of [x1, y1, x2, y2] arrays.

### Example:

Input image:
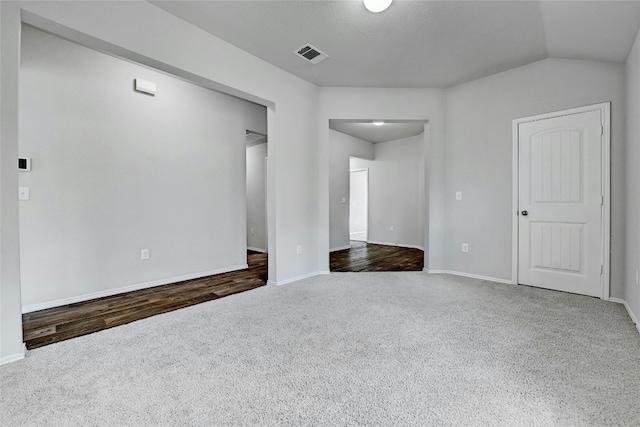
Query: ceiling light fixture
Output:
[[364, 0, 393, 13], [373, 121, 385, 126]]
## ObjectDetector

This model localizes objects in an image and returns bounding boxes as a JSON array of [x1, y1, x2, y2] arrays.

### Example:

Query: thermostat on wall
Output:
[[18, 157, 31, 171]]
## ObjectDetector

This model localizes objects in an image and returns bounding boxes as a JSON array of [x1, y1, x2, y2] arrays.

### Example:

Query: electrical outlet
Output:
[[296, 244, 302, 255], [390, 226, 394, 232], [342, 197, 346, 204], [251, 228, 255, 236], [462, 243, 469, 253], [141, 249, 150, 260], [456, 191, 462, 201]]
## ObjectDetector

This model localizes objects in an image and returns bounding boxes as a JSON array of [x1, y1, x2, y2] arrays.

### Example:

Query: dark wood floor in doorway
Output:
[[330, 241, 424, 272], [22, 251, 267, 350], [23, 243, 421, 350]]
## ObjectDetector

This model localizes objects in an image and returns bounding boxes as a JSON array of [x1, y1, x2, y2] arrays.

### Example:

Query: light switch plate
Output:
[[456, 191, 462, 201], [342, 197, 346, 204], [18, 187, 30, 201]]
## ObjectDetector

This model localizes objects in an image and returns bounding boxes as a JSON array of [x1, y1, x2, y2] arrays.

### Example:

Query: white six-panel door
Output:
[[518, 109, 603, 297]]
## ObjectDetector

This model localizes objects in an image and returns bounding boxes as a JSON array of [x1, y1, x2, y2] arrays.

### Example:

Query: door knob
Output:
[[521, 210, 528, 216]]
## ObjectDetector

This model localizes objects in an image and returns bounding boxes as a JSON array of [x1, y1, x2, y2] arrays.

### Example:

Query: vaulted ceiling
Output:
[[152, 0, 640, 88]]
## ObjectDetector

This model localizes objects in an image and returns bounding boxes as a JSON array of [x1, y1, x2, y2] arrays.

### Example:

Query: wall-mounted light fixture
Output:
[[364, 0, 393, 13], [134, 78, 156, 96], [373, 121, 385, 126]]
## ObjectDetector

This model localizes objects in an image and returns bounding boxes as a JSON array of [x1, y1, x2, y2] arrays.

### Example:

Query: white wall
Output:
[[625, 29, 640, 324], [19, 26, 267, 310], [446, 58, 626, 293], [247, 142, 267, 252], [329, 129, 373, 250], [320, 88, 447, 270], [1, 1, 319, 363], [350, 134, 425, 249]]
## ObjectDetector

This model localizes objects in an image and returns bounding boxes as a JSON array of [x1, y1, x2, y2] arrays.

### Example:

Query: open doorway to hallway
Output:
[[328, 119, 427, 272], [18, 24, 273, 349], [349, 165, 368, 242], [246, 129, 269, 285]]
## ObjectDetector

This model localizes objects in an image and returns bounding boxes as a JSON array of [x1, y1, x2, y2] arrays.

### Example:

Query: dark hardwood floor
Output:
[[23, 251, 267, 350], [330, 241, 424, 272], [23, 242, 420, 350]]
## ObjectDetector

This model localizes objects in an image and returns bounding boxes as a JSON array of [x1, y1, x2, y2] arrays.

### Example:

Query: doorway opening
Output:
[[349, 166, 368, 242], [328, 119, 427, 272], [18, 24, 276, 349], [246, 129, 269, 285]]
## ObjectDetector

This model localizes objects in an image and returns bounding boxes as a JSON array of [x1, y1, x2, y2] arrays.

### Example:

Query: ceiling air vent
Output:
[[294, 44, 328, 64]]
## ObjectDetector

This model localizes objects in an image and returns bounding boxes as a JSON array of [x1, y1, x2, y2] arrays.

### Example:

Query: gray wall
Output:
[[246, 142, 267, 252], [350, 134, 425, 249], [19, 26, 266, 310], [625, 29, 640, 322], [446, 58, 626, 293], [329, 129, 373, 250]]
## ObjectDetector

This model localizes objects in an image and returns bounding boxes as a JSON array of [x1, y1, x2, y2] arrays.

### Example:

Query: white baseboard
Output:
[[610, 298, 640, 335], [367, 241, 424, 251], [0, 343, 26, 366], [423, 268, 513, 285], [22, 264, 249, 314], [247, 246, 266, 253], [271, 271, 327, 286], [330, 245, 352, 252]]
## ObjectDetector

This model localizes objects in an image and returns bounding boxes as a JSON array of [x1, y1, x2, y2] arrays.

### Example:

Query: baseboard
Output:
[[330, 245, 352, 252], [0, 343, 27, 366], [271, 271, 327, 286], [610, 298, 640, 335], [367, 241, 424, 251], [22, 264, 249, 313], [247, 246, 266, 253], [423, 268, 513, 285]]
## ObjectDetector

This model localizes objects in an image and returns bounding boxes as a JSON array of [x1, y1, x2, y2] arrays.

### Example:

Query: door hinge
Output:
[[600, 265, 603, 275], [600, 126, 604, 136]]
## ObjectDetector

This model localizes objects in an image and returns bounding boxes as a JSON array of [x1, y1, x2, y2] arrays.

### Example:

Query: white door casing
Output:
[[513, 103, 610, 299]]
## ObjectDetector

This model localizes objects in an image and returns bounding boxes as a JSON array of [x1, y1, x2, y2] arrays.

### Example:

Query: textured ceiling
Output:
[[330, 120, 426, 144], [152, 1, 640, 88]]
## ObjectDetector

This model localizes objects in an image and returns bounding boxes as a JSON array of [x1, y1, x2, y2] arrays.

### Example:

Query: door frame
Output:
[[349, 167, 369, 242], [511, 102, 611, 300]]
